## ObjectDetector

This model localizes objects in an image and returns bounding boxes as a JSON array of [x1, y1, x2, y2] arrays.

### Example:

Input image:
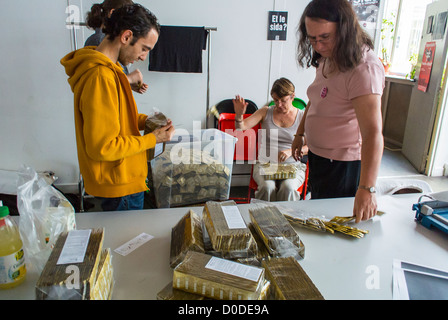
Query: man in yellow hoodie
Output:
[[61, 4, 174, 211]]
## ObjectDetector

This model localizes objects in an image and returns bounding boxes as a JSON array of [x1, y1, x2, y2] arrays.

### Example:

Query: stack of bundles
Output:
[[172, 251, 269, 300], [249, 205, 305, 259], [144, 112, 168, 160], [36, 228, 114, 300], [170, 210, 205, 268], [262, 257, 324, 300], [152, 149, 231, 207], [202, 201, 258, 259], [259, 163, 299, 180]]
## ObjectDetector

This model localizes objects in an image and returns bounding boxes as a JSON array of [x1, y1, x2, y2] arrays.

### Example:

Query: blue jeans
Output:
[[98, 192, 145, 212]]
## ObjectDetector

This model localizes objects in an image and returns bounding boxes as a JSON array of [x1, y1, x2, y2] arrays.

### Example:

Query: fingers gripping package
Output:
[[150, 129, 237, 208], [144, 110, 168, 161]]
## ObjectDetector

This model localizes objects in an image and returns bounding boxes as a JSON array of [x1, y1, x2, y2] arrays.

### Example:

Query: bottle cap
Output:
[[0, 206, 10, 218]]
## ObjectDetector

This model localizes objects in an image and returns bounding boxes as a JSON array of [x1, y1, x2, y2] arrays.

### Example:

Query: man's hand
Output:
[[128, 69, 148, 94], [152, 120, 175, 143]]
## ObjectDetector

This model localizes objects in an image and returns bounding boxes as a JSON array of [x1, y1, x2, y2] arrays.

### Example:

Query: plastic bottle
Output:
[[0, 205, 26, 289]]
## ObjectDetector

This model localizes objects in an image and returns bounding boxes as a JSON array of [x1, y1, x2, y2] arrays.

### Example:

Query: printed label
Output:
[[205, 256, 263, 282], [221, 206, 247, 229], [0, 248, 26, 284]]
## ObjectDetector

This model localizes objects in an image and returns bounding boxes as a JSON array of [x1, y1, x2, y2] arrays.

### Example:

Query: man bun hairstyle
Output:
[[86, 0, 133, 29]]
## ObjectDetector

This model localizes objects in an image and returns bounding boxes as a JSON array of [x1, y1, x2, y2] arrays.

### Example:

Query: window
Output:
[[379, 0, 434, 77]]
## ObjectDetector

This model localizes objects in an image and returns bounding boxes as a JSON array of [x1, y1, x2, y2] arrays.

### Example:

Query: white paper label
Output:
[[57, 229, 91, 265], [221, 206, 247, 229], [114, 233, 154, 256], [205, 256, 263, 282]]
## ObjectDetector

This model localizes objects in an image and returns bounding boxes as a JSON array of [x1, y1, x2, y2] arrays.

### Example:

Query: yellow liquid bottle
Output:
[[0, 206, 26, 289]]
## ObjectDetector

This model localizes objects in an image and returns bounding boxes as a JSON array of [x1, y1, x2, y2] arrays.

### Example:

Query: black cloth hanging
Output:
[[149, 26, 208, 73]]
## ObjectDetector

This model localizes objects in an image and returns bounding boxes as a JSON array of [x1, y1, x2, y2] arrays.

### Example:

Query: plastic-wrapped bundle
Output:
[[249, 205, 305, 259], [36, 228, 111, 300], [173, 251, 268, 300], [170, 210, 205, 268], [262, 257, 324, 300], [258, 163, 299, 180], [202, 201, 257, 258]]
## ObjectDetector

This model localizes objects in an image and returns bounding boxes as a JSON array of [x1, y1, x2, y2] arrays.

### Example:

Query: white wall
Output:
[[0, 0, 314, 193]]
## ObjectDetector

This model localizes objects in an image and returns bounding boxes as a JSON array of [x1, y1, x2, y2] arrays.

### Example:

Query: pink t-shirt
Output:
[[305, 48, 385, 161]]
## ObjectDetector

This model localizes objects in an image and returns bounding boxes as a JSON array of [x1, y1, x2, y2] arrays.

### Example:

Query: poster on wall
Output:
[[418, 41, 436, 93], [348, 0, 381, 41], [268, 11, 288, 41]]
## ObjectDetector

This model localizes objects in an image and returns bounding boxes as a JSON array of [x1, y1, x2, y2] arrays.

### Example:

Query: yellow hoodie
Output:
[[61, 47, 156, 198]]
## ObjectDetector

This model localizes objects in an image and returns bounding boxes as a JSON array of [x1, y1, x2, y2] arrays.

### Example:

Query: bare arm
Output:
[[352, 94, 384, 222], [233, 95, 268, 131], [292, 102, 310, 161]]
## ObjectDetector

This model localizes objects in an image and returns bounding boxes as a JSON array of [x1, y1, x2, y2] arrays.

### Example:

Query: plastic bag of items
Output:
[[16, 165, 76, 273]]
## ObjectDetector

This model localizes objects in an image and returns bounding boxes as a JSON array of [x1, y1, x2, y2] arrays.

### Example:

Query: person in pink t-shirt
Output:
[[291, 0, 385, 223]]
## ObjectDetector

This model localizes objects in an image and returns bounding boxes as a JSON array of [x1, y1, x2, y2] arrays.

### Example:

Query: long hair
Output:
[[297, 0, 373, 72], [86, 0, 133, 29]]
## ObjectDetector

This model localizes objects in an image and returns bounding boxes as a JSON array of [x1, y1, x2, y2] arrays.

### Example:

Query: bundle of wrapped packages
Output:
[[170, 210, 205, 268], [172, 251, 270, 300], [258, 163, 299, 180], [202, 201, 258, 259], [262, 257, 324, 300], [249, 204, 305, 259], [35, 228, 114, 300]]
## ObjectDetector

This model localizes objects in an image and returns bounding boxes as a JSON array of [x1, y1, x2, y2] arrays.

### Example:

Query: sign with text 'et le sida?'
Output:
[[268, 11, 288, 41]]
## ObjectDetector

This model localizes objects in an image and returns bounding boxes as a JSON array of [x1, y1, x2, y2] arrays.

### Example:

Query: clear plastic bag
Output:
[[16, 165, 76, 273]]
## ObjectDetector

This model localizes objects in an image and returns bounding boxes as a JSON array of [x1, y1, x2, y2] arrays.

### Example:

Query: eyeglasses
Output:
[[307, 35, 332, 46]]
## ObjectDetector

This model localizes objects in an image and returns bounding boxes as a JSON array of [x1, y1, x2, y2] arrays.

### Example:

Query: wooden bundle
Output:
[[259, 163, 298, 180], [249, 205, 305, 259], [262, 257, 324, 300], [173, 251, 267, 300], [170, 210, 205, 268], [36, 228, 107, 300], [202, 201, 256, 257]]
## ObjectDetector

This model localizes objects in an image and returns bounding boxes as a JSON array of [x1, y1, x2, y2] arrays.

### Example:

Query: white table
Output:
[[1, 194, 447, 300]]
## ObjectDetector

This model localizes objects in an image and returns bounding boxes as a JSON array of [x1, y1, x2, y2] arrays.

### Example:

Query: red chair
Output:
[[246, 161, 309, 203], [218, 113, 261, 161]]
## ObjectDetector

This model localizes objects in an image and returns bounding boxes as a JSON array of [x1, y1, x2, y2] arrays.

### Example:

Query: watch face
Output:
[[369, 187, 376, 193]]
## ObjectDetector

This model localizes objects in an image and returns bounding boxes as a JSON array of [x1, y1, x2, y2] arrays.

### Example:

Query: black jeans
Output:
[[308, 151, 361, 199]]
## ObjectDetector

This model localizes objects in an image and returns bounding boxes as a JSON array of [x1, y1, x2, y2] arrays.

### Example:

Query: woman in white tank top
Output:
[[233, 78, 308, 201]]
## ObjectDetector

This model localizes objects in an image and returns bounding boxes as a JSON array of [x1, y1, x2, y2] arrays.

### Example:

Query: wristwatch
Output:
[[358, 185, 376, 193]]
